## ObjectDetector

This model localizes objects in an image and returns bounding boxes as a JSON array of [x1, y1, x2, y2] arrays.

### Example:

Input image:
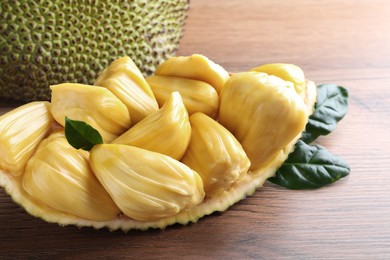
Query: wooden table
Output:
[[1, 0, 390, 258]]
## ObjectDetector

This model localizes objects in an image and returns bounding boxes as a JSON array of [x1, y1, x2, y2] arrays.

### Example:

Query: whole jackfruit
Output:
[[0, 0, 189, 102]]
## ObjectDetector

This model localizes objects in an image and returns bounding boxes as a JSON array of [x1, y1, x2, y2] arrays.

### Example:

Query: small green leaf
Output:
[[65, 116, 103, 151], [301, 84, 349, 143], [268, 141, 350, 189]]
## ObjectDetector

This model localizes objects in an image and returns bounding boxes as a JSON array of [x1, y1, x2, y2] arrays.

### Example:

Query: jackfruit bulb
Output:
[[0, 0, 189, 102]]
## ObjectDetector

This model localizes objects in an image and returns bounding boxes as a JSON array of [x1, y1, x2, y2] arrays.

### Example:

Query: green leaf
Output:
[[301, 84, 349, 143], [65, 116, 103, 151], [268, 141, 350, 189]]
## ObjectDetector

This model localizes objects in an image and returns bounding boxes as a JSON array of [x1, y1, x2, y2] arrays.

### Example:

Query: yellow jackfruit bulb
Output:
[[95, 56, 159, 124], [181, 113, 251, 198], [250, 63, 306, 97], [0, 102, 54, 176], [219, 72, 308, 170], [155, 54, 229, 94], [90, 144, 205, 222], [22, 131, 120, 221], [50, 83, 131, 143], [112, 92, 191, 160], [146, 75, 219, 118]]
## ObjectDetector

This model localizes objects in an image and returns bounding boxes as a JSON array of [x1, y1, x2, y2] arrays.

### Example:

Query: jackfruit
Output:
[[89, 144, 205, 222], [0, 101, 54, 176], [22, 131, 120, 221], [181, 113, 251, 197], [218, 72, 308, 170], [146, 75, 219, 118], [0, 57, 318, 231], [250, 63, 306, 97], [0, 0, 189, 102], [155, 54, 229, 94], [112, 92, 191, 160], [50, 83, 131, 143], [94, 56, 159, 124]]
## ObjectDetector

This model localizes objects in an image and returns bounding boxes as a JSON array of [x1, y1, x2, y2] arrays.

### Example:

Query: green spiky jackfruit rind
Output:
[[0, 0, 189, 102]]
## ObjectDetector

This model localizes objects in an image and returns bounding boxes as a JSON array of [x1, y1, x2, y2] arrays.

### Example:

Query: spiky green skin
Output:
[[0, 0, 189, 102]]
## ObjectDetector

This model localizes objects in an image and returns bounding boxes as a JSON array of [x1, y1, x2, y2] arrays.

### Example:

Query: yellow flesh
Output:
[[22, 131, 120, 221], [219, 72, 308, 170], [50, 83, 131, 143], [0, 55, 317, 231], [89, 144, 205, 222], [146, 75, 219, 118], [181, 112, 250, 197], [95, 57, 159, 124], [155, 54, 229, 94], [0, 102, 54, 176], [112, 92, 191, 160], [250, 63, 306, 97]]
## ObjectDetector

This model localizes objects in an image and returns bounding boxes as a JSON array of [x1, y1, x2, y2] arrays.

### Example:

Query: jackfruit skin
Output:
[[0, 0, 189, 102]]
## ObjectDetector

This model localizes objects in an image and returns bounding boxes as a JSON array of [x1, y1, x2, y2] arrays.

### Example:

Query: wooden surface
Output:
[[1, 0, 390, 258]]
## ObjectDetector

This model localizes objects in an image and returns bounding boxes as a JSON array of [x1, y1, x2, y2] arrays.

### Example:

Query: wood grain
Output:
[[1, 0, 390, 258]]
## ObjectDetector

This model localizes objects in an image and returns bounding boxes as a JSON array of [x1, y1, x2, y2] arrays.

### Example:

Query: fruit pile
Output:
[[0, 55, 317, 231]]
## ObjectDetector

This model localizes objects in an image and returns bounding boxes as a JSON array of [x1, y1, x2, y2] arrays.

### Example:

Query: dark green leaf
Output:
[[301, 84, 349, 143], [65, 116, 103, 151], [268, 141, 350, 189]]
